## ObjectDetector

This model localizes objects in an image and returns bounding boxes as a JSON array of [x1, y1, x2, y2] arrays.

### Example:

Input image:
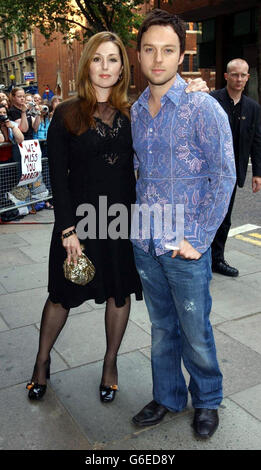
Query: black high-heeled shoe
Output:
[[26, 357, 51, 400], [99, 383, 118, 403]]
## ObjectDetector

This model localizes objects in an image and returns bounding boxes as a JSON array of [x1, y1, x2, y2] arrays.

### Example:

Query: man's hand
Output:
[[185, 77, 209, 94], [171, 239, 202, 260], [252, 176, 261, 193]]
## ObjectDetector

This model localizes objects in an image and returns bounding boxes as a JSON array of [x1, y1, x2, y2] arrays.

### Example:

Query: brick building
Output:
[[0, 32, 36, 90], [0, 29, 83, 100], [34, 29, 83, 99]]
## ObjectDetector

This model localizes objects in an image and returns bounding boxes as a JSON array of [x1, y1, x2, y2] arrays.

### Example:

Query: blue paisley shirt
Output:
[[131, 74, 236, 255]]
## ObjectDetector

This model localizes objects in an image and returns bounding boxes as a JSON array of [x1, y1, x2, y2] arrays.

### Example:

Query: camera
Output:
[[27, 101, 38, 116], [0, 114, 9, 123], [41, 105, 49, 113]]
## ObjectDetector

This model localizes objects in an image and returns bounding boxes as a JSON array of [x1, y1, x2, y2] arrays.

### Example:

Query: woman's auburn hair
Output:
[[62, 31, 131, 135]]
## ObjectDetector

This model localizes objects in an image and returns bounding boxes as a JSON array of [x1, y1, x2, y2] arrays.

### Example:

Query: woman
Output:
[[50, 95, 63, 117], [32, 102, 54, 210], [0, 92, 10, 106], [26, 31, 143, 403], [0, 97, 10, 110], [8, 87, 41, 139], [0, 103, 24, 144], [33, 102, 51, 144]]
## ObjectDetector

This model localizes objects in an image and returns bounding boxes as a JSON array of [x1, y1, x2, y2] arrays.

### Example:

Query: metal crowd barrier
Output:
[[0, 140, 52, 215]]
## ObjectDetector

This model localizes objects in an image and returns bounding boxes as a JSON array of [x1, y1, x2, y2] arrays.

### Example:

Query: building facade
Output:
[[0, 32, 36, 91], [0, 29, 83, 100]]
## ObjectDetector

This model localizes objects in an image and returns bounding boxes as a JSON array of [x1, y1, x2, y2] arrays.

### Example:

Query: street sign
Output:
[[24, 72, 35, 81]]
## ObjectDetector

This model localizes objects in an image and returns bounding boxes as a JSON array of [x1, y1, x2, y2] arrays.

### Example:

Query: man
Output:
[[130, 10, 236, 439], [210, 59, 261, 276], [8, 87, 41, 140]]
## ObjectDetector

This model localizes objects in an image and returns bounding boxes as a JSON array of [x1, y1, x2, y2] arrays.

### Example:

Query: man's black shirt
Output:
[[224, 88, 241, 164]]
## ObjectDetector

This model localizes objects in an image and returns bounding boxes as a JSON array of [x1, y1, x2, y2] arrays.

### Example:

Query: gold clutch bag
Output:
[[63, 246, 95, 286]]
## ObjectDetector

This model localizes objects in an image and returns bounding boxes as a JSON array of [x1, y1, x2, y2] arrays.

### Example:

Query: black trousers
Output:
[[211, 185, 237, 262]]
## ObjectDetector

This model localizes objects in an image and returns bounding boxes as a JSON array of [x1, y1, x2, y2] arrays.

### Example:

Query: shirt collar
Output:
[[225, 87, 242, 106], [137, 73, 187, 112]]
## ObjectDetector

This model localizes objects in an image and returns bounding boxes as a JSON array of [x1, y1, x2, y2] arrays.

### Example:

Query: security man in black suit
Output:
[[210, 58, 261, 277]]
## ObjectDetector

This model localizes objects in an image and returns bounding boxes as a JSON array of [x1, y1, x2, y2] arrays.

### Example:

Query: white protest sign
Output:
[[18, 139, 42, 186]]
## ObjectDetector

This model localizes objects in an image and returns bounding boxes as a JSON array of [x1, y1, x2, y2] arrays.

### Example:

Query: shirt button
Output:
[[149, 150, 152, 154], [149, 128, 153, 132]]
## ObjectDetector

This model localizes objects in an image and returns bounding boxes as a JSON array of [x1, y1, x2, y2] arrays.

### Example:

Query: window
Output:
[[233, 10, 251, 36], [130, 65, 135, 86], [182, 54, 190, 72], [201, 19, 215, 43], [11, 63, 16, 82], [10, 39, 14, 55], [28, 32, 33, 49], [192, 54, 199, 72], [3, 39, 7, 57], [17, 38, 23, 54], [5, 64, 9, 83], [19, 62, 24, 83]]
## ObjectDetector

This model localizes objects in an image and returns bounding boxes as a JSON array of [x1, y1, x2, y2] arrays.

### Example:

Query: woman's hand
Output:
[[0, 128, 4, 142], [185, 77, 209, 94], [5, 119, 13, 129], [20, 103, 28, 113], [62, 227, 82, 265]]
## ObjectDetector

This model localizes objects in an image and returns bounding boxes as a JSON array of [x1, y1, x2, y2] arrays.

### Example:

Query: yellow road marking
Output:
[[235, 234, 261, 247], [248, 232, 261, 239]]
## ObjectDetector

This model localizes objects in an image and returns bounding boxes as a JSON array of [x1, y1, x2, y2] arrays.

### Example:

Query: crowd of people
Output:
[[0, 88, 63, 216], [0, 89, 62, 143]]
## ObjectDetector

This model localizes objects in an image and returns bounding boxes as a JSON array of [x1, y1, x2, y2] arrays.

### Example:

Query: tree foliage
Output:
[[0, 0, 145, 45]]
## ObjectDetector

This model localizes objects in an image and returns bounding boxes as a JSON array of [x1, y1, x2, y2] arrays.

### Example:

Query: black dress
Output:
[[47, 102, 142, 309]]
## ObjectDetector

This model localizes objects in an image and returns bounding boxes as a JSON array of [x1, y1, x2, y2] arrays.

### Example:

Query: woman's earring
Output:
[[118, 68, 123, 81]]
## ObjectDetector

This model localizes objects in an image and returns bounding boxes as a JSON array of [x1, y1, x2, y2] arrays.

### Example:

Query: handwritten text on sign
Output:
[[18, 140, 42, 186]]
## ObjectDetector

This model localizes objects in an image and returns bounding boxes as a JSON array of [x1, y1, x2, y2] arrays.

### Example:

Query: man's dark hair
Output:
[[137, 9, 186, 54]]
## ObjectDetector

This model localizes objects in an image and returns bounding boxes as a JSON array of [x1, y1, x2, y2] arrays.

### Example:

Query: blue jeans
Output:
[[133, 243, 223, 412]]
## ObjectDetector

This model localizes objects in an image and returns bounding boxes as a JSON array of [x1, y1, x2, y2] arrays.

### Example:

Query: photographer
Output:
[[8, 87, 41, 140], [0, 103, 25, 222], [33, 102, 51, 143], [32, 102, 53, 210], [0, 104, 24, 144]]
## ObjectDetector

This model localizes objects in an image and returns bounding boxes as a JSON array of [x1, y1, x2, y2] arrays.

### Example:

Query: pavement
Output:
[[0, 208, 261, 452]]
